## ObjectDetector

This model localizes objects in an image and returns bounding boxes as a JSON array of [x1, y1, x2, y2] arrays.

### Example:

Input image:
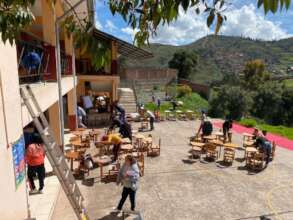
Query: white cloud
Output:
[[95, 19, 102, 29], [148, 3, 289, 45], [105, 20, 117, 32], [150, 7, 210, 45], [121, 27, 139, 39], [220, 4, 289, 40]]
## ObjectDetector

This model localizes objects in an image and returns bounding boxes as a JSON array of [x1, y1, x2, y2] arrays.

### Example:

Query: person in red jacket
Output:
[[25, 134, 45, 193]]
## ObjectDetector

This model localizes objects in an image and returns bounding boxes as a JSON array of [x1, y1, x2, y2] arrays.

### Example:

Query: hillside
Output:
[[122, 35, 293, 85]]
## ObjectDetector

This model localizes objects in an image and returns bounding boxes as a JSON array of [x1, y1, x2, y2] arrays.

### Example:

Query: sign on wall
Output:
[[12, 135, 25, 189]]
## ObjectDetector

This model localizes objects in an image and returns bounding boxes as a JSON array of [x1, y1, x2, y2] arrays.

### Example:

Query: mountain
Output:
[[122, 35, 293, 85]]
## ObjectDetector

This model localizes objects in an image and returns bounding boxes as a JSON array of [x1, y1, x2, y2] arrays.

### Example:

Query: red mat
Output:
[[213, 122, 293, 151]]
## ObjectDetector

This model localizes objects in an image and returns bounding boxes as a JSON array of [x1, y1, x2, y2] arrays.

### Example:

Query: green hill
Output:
[[122, 35, 293, 85]]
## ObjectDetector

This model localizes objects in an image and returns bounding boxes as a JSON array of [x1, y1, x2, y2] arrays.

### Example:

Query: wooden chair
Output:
[[204, 143, 218, 161], [223, 148, 235, 164], [147, 138, 161, 157], [190, 134, 203, 143], [247, 152, 265, 171], [141, 120, 149, 130], [178, 112, 187, 121], [137, 153, 145, 177], [190, 142, 205, 159], [104, 163, 120, 182], [167, 112, 176, 121]]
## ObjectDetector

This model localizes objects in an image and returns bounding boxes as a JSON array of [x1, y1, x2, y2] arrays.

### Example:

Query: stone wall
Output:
[[121, 68, 177, 81], [178, 78, 210, 98]]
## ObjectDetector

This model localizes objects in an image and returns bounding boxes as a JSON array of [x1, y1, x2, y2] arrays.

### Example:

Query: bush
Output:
[[177, 85, 192, 98], [239, 118, 257, 128], [209, 86, 252, 120], [252, 81, 284, 125]]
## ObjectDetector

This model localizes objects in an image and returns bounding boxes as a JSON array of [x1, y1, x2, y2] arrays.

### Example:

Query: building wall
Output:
[[121, 68, 177, 81], [178, 78, 210, 98], [0, 41, 28, 220], [77, 75, 120, 103]]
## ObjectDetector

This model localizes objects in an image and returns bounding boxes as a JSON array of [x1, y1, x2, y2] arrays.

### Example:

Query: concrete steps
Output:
[[118, 88, 137, 113]]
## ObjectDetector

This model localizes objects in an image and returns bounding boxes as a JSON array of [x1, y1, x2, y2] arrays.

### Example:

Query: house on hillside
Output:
[[0, 0, 151, 219]]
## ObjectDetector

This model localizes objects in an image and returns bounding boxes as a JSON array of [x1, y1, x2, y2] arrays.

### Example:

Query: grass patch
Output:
[[238, 118, 257, 128], [284, 79, 293, 88], [144, 92, 209, 114], [239, 118, 293, 140]]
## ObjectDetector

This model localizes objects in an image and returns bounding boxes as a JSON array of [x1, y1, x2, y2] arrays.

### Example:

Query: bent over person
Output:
[[25, 135, 46, 193]]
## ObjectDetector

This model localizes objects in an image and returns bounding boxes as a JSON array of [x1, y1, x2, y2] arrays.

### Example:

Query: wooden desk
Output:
[[65, 151, 80, 171], [203, 135, 216, 142], [95, 156, 112, 178], [121, 138, 131, 144], [243, 132, 254, 141], [70, 140, 87, 150], [121, 144, 134, 152], [223, 143, 237, 149], [245, 147, 258, 163], [210, 140, 224, 157], [190, 142, 205, 147], [214, 132, 224, 140]]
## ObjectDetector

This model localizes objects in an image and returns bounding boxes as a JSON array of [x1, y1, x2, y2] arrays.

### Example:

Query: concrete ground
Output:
[[51, 120, 293, 220]]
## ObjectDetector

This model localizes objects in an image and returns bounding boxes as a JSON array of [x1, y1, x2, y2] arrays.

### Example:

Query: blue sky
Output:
[[94, 0, 293, 45]]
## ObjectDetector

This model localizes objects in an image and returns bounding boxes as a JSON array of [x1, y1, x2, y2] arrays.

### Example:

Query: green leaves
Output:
[[0, 0, 36, 44], [207, 9, 215, 27], [257, 0, 291, 14], [62, 12, 111, 70]]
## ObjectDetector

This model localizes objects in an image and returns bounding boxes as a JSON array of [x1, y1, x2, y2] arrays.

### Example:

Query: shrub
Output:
[[177, 85, 192, 98], [208, 86, 252, 120], [239, 118, 257, 128]]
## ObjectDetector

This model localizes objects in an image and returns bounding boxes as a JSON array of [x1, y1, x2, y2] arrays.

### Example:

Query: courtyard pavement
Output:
[[51, 120, 293, 220]]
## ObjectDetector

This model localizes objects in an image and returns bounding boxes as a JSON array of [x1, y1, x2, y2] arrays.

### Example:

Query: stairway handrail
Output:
[[131, 79, 138, 112]]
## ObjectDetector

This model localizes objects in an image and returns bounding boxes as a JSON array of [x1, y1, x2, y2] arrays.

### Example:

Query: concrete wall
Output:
[[21, 76, 76, 127], [0, 41, 28, 220], [178, 78, 210, 98], [77, 75, 120, 103], [121, 68, 177, 81]]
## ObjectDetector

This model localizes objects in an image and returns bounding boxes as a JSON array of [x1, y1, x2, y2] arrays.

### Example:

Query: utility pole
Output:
[[55, 0, 87, 147]]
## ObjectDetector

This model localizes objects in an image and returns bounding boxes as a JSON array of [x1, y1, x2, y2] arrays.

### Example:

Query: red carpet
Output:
[[213, 122, 293, 151]]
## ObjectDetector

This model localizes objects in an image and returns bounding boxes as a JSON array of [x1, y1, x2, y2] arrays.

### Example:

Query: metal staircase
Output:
[[20, 85, 89, 220]]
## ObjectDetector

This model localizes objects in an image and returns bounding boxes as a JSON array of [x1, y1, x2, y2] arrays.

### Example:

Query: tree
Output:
[[209, 86, 252, 120], [281, 87, 293, 126], [242, 59, 271, 91], [252, 81, 284, 125], [168, 50, 198, 79], [0, 0, 35, 44]]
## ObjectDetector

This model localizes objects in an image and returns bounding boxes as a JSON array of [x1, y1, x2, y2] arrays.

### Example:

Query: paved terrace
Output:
[[52, 120, 293, 220]]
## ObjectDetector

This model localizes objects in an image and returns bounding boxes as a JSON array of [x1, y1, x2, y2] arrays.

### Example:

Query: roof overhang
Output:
[[93, 29, 153, 60], [62, 0, 95, 27]]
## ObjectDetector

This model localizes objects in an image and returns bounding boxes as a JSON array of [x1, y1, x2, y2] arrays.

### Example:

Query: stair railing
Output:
[[131, 79, 138, 112]]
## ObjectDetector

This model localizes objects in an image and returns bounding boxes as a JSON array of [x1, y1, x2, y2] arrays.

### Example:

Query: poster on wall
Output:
[[12, 135, 25, 189]]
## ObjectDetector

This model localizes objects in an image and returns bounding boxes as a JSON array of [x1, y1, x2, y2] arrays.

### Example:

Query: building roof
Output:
[[63, 0, 95, 26], [93, 29, 153, 60]]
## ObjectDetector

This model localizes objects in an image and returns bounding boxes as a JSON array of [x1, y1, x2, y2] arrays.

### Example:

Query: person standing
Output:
[[157, 97, 161, 110], [146, 110, 155, 130], [25, 134, 46, 193], [116, 155, 140, 212], [77, 105, 87, 128], [222, 119, 233, 142]]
